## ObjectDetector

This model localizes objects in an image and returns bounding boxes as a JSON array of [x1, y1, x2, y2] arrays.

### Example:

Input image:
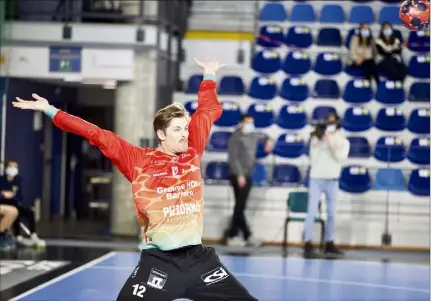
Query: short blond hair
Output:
[[153, 103, 189, 141]]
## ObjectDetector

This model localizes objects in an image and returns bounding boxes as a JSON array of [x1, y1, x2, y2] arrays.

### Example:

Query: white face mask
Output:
[[360, 29, 370, 38], [242, 123, 255, 134], [326, 124, 337, 133], [383, 28, 393, 37], [5, 167, 18, 177]]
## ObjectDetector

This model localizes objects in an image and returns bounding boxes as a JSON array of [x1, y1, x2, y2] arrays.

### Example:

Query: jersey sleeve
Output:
[[50, 109, 145, 182], [187, 76, 223, 155]]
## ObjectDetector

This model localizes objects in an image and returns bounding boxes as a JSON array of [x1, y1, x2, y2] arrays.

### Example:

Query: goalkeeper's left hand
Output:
[[194, 56, 225, 75]]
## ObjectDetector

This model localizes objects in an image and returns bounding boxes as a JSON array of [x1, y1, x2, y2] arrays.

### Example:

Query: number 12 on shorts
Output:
[[132, 284, 146, 298]]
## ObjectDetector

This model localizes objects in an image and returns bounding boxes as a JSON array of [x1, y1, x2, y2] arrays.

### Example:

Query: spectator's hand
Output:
[[237, 176, 246, 188], [264, 139, 274, 153], [1, 190, 16, 199], [354, 56, 364, 65], [194, 56, 226, 75], [12, 93, 51, 113]]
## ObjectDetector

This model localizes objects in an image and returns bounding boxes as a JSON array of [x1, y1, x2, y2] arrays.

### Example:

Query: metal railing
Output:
[[5, 0, 190, 34]]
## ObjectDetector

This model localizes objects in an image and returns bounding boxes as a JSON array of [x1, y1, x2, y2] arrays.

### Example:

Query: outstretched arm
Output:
[[12, 94, 144, 182], [187, 57, 224, 155]]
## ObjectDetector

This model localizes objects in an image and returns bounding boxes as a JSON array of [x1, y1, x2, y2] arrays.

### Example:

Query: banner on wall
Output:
[[0, 46, 134, 81]]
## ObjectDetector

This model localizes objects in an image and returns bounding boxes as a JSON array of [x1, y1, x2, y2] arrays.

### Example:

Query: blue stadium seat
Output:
[[248, 76, 277, 100], [205, 161, 229, 184], [407, 137, 430, 165], [408, 82, 430, 102], [314, 53, 342, 75], [319, 4, 345, 23], [348, 5, 374, 23], [184, 100, 198, 115], [408, 54, 430, 79], [185, 74, 203, 94], [317, 28, 342, 47], [375, 107, 406, 132], [339, 166, 371, 193], [375, 81, 405, 104], [284, 26, 313, 48], [215, 101, 242, 127], [252, 163, 268, 186], [218, 76, 245, 95], [276, 104, 307, 129], [312, 79, 340, 99], [312, 106, 336, 120], [407, 30, 430, 52], [247, 103, 275, 128], [273, 133, 306, 158], [259, 3, 287, 21], [272, 164, 301, 185], [290, 4, 315, 22], [252, 50, 281, 74], [343, 79, 373, 103], [408, 169, 430, 196], [281, 51, 311, 75], [280, 77, 309, 101], [378, 6, 403, 25], [347, 136, 371, 158], [407, 108, 430, 134], [373, 168, 406, 191], [374, 136, 406, 162], [257, 25, 284, 48], [207, 131, 231, 152], [343, 107, 373, 132]]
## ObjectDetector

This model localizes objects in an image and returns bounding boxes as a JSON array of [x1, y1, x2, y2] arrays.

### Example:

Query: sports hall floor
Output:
[[0, 239, 429, 301]]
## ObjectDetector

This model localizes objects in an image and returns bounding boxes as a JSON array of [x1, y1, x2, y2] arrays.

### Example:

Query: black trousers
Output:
[[378, 57, 408, 82], [116, 245, 258, 301], [0, 200, 36, 235], [226, 175, 253, 240]]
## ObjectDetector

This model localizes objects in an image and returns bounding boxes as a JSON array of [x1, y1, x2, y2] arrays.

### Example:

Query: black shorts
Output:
[[116, 244, 258, 301]]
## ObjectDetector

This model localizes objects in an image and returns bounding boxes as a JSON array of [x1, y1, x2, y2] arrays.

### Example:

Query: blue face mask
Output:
[[361, 29, 370, 38], [383, 28, 393, 37], [242, 123, 255, 134]]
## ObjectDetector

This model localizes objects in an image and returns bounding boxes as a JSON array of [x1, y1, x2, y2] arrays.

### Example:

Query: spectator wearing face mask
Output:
[[375, 22, 408, 82], [348, 23, 379, 84], [303, 113, 350, 258], [224, 114, 273, 247], [0, 160, 46, 248]]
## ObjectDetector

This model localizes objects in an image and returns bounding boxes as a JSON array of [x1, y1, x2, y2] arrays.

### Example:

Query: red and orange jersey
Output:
[[51, 80, 222, 250]]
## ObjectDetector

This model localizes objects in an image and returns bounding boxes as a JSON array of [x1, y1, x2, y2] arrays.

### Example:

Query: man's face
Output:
[[7, 162, 18, 170], [159, 117, 189, 154]]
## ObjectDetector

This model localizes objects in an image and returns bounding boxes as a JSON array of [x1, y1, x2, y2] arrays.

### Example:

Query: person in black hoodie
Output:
[[375, 22, 408, 82]]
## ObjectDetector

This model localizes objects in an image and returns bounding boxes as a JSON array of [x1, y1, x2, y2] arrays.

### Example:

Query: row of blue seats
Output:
[[186, 100, 430, 133], [185, 75, 430, 103], [257, 25, 430, 52], [251, 51, 429, 79], [259, 2, 405, 25], [205, 162, 430, 196], [206, 133, 430, 165]]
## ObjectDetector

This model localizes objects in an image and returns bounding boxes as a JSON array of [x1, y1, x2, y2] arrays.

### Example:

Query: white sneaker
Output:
[[226, 237, 246, 247], [16, 235, 34, 247], [30, 233, 46, 248], [245, 236, 263, 247]]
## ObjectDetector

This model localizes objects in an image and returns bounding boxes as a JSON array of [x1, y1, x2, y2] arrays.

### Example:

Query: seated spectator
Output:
[[0, 204, 18, 250], [375, 22, 408, 81], [348, 23, 379, 84], [0, 160, 46, 248]]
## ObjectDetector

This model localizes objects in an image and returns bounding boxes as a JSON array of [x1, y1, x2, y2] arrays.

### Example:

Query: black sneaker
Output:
[[323, 241, 344, 256], [303, 241, 319, 258]]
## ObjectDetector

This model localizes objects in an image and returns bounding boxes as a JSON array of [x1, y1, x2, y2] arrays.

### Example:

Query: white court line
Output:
[[87, 265, 430, 294], [9, 251, 118, 301]]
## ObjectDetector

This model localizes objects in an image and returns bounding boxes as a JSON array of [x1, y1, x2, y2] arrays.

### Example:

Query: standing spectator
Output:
[[375, 22, 408, 81], [224, 115, 273, 247], [303, 113, 350, 258], [0, 160, 46, 248], [348, 23, 380, 84]]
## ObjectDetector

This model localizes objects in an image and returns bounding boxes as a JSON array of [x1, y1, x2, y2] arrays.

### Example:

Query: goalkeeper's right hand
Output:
[[12, 93, 51, 113]]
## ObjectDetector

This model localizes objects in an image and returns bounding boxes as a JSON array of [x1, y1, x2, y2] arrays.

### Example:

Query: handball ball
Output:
[[399, 0, 430, 30]]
